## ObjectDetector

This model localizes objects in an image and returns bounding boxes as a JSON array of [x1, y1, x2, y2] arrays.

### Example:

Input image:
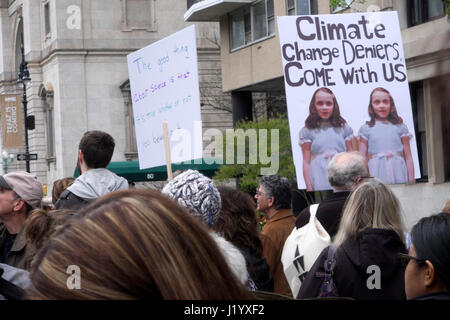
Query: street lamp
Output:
[[17, 43, 31, 173], [2, 151, 14, 174]]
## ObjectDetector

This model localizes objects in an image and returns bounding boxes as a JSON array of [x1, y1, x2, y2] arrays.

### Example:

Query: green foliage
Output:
[[330, 0, 365, 13], [213, 117, 296, 195]]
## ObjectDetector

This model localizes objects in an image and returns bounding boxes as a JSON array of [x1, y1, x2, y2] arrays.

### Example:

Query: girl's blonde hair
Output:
[[333, 178, 405, 247]]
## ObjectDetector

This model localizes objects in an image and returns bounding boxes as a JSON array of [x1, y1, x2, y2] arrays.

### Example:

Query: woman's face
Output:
[[371, 90, 391, 120], [404, 245, 426, 300], [314, 90, 334, 120]]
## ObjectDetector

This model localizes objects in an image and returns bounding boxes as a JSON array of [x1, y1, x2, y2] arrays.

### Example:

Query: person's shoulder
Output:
[[295, 206, 311, 229], [54, 189, 87, 210]]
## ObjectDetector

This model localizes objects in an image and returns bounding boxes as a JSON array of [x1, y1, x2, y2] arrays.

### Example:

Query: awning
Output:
[[73, 158, 222, 182], [184, 0, 252, 22]]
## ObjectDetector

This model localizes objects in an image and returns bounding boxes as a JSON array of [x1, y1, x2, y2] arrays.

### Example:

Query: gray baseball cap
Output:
[[0, 171, 44, 208]]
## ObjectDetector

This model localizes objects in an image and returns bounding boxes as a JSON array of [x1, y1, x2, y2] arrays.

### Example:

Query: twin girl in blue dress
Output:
[[299, 87, 415, 191]]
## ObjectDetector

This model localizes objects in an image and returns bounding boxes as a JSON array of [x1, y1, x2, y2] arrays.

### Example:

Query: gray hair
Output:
[[259, 175, 292, 210], [162, 170, 221, 226], [333, 178, 405, 247], [327, 152, 368, 190]]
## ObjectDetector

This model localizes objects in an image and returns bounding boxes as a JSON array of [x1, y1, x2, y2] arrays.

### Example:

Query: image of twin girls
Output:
[[299, 87, 415, 191]]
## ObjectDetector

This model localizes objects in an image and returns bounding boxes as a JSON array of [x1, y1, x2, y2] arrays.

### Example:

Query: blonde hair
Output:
[[333, 178, 405, 247], [27, 189, 253, 300]]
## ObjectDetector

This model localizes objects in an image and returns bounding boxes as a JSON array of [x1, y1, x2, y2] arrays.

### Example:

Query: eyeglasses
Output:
[[397, 253, 427, 267]]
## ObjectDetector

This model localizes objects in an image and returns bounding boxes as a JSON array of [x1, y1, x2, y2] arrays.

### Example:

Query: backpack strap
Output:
[[308, 204, 319, 222], [315, 245, 338, 297]]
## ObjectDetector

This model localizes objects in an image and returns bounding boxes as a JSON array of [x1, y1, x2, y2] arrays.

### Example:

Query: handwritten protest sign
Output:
[[127, 25, 202, 169], [278, 12, 420, 191]]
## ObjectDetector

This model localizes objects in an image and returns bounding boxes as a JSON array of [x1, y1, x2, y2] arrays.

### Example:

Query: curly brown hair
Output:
[[305, 87, 347, 129], [213, 186, 263, 258], [366, 87, 403, 127]]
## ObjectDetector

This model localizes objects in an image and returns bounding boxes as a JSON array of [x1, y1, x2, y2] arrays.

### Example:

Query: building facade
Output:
[[185, 0, 450, 229], [0, 0, 232, 193]]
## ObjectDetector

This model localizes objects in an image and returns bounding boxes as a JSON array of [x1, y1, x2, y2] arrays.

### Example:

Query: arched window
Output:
[[120, 80, 138, 160], [39, 83, 55, 159]]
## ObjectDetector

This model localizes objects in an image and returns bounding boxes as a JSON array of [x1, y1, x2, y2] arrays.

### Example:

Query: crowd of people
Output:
[[0, 130, 449, 300]]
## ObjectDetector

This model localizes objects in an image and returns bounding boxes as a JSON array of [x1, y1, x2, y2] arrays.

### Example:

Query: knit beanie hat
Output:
[[162, 170, 221, 226]]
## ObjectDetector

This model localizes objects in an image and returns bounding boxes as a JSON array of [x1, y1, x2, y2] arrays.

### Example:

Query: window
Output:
[[229, 0, 275, 50], [122, 0, 156, 32], [286, 0, 318, 15], [39, 84, 55, 159], [120, 80, 138, 160], [408, 0, 445, 27], [187, 0, 202, 9], [44, 1, 51, 37], [410, 81, 427, 181]]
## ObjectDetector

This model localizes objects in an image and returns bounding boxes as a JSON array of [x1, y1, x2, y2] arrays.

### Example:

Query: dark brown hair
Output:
[[52, 177, 75, 204], [27, 189, 253, 300], [24, 208, 77, 251], [213, 186, 263, 258], [366, 87, 403, 127], [305, 87, 347, 129], [79, 130, 115, 168]]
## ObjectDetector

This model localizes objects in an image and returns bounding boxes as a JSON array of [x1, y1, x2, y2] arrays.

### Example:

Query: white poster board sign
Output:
[[278, 12, 420, 191], [127, 25, 202, 169]]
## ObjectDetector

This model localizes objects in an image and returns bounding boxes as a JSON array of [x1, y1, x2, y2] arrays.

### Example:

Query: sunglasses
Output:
[[397, 253, 427, 267]]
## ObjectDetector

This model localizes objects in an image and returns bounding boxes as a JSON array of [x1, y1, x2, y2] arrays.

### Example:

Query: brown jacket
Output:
[[0, 223, 36, 271], [261, 209, 295, 297]]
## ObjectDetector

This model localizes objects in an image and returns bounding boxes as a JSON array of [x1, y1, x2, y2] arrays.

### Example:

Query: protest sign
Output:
[[1, 94, 24, 149], [127, 25, 202, 170], [278, 12, 420, 191]]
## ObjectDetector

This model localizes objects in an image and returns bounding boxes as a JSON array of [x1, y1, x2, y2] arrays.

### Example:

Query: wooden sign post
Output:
[[163, 122, 173, 181]]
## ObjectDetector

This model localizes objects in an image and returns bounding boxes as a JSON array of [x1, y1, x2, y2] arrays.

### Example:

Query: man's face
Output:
[[254, 185, 272, 213], [0, 188, 18, 219]]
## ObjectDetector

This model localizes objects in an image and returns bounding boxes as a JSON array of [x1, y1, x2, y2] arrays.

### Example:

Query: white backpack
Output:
[[281, 204, 331, 298]]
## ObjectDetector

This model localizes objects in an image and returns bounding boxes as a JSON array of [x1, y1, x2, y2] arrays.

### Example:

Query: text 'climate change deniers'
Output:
[[281, 16, 406, 87]]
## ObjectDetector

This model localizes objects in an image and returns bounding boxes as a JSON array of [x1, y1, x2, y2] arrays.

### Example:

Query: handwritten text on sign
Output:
[[127, 25, 202, 170]]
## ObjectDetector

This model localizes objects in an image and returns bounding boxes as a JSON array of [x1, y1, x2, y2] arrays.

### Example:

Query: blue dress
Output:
[[299, 123, 354, 190], [358, 121, 412, 184]]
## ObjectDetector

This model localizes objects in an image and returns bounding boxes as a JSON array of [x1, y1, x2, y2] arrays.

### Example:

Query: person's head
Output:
[[305, 87, 346, 129], [333, 178, 405, 247], [213, 186, 263, 257], [24, 208, 76, 251], [367, 87, 403, 127], [255, 175, 291, 215], [77, 130, 115, 172], [327, 152, 369, 191], [51, 177, 75, 204], [161, 170, 221, 227], [404, 213, 450, 299], [27, 189, 252, 299], [0, 172, 43, 219]]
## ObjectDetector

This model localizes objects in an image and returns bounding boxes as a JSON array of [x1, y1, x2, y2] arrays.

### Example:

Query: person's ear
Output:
[[78, 150, 84, 164], [423, 260, 437, 288], [267, 196, 275, 208], [12, 198, 25, 212]]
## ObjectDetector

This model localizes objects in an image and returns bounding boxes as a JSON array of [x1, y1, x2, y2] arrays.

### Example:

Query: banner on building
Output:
[[127, 25, 203, 170], [1, 94, 24, 149], [278, 12, 421, 191]]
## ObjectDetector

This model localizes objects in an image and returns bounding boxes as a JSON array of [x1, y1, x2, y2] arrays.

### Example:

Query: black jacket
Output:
[[295, 192, 350, 238], [54, 189, 89, 210], [298, 228, 407, 300], [241, 247, 274, 292], [413, 292, 450, 300]]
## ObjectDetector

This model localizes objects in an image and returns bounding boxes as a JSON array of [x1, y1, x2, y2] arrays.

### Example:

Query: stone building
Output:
[[0, 0, 232, 191], [185, 0, 450, 228]]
